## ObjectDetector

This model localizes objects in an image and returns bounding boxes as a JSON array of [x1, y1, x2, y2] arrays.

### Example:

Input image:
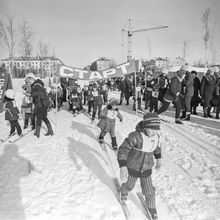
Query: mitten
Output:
[[120, 166, 128, 183], [120, 118, 123, 122]]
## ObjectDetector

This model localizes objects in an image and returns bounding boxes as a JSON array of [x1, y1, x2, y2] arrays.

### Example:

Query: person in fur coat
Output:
[[97, 98, 123, 151]]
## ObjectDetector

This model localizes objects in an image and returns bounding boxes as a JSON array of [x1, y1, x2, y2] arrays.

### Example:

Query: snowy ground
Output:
[[0, 79, 220, 220]]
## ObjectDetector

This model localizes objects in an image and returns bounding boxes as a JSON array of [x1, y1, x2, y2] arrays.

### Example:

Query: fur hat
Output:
[[176, 70, 185, 78], [25, 72, 36, 81], [138, 112, 160, 131], [161, 68, 168, 75], [5, 89, 15, 100], [207, 67, 214, 74], [180, 65, 188, 72], [109, 98, 118, 106]]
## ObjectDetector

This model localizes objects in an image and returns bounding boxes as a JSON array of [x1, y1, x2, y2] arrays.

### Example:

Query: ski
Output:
[[136, 192, 153, 220], [114, 177, 133, 220], [99, 141, 106, 151], [0, 132, 16, 142], [9, 128, 33, 143]]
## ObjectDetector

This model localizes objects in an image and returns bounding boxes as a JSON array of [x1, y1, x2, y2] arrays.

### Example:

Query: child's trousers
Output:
[[10, 120, 22, 136], [120, 175, 156, 209]]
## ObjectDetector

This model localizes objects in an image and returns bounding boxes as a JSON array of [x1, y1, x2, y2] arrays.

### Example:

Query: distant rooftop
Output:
[[1, 56, 64, 64]]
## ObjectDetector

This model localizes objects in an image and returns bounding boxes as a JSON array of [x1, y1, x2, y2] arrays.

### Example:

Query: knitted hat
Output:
[[140, 112, 160, 130], [109, 98, 118, 106], [5, 89, 15, 100]]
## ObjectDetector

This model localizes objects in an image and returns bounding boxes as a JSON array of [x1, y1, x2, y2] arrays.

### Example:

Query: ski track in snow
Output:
[[0, 81, 220, 220]]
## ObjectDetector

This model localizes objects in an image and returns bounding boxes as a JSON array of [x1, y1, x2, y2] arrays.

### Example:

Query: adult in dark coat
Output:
[[190, 71, 201, 115], [200, 68, 216, 117], [157, 68, 169, 103], [213, 66, 220, 119], [119, 76, 132, 105], [156, 70, 186, 124], [180, 71, 194, 120], [26, 73, 54, 138]]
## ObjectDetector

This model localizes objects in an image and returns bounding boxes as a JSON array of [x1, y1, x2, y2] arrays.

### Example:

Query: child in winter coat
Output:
[[117, 112, 162, 220], [149, 83, 159, 113], [87, 84, 94, 115], [97, 98, 123, 151], [77, 85, 83, 111], [69, 89, 80, 116], [92, 83, 104, 121], [4, 89, 22, 137], [143, 70, 157, 110], [82, 85, 89, 105], [101, 83, 109, 104], [21, 91, 35, 130]]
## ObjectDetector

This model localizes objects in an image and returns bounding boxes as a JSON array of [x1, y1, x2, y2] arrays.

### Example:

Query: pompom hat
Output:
[[109, 98, 118, 106], [138, 112, 161, 130]]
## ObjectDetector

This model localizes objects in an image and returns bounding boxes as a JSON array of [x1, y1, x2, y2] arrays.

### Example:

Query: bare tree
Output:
[[209, 21, 217, 65], [0, 15, 16, 75], [38, 40, 50, 57], [20, 20, 34, 75], [182, 39, 189, 64], [201, 8, 211, 67], [37, 40, 50, 77]]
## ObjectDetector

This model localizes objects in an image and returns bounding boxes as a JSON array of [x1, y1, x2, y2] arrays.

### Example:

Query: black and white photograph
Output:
[[0, 0, 220, 219]]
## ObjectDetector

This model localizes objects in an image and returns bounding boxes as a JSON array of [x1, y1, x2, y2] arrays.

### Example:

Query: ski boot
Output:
[[148, 208, 158, 220], [120, 192, 127, 205]]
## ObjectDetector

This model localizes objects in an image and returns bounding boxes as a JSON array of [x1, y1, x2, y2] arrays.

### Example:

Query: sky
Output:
[[0, 0, 220, 68]]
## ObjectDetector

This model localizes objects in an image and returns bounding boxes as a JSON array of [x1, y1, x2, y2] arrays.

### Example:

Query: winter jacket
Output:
[[163, 76, 182, 102], [92, 90, 104, 105], [191, 77, 201, 106], [31, 79, 49, 109], [200, 74, 216, 107], [21, 96, 34, 114], [97, 106, 122, 133], [157, 74, 169, 89], [87, 89, 94, 101], [69, 93, 80, 108], [5, 100, 20, 121], [182, 72, 194, 97], [117, 124, 161, 178]]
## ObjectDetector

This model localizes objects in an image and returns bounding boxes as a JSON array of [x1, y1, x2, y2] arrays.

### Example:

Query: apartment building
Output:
[[0, 56, 63, 76], [90, 57, 111, 71]]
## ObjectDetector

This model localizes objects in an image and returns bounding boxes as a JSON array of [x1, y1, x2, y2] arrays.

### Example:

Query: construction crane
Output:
[[122, 19, 168, 61]]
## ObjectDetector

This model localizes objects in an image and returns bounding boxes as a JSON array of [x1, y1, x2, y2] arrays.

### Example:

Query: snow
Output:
[[0, 79, 220, 220]]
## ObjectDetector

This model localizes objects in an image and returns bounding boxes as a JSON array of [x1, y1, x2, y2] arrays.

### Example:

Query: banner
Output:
[[57, 59, 136, 80], [0, 71, 12, 113]]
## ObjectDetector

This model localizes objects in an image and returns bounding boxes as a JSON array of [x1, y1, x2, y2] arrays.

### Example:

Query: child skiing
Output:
[[69, 89, 80, 116], [87, 84, 94, 115], [117, 112, 162, 220], [4, 89, 23, 138], [97, 98, 123, 151], [91, 83, 104, 121]]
